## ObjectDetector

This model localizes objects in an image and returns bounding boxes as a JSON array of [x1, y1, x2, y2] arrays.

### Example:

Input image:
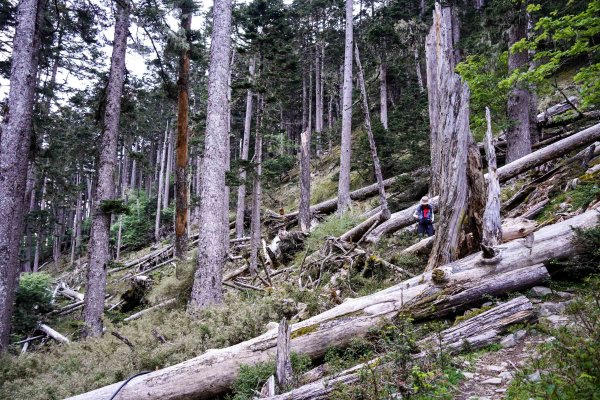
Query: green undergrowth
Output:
[[0, 283, 322, 400], [229, 353, 312, 400], [293, 213, 365, 266], [506, 275, 600, 399], [327, 319, 463, 400], [537, 181, 600, 223]]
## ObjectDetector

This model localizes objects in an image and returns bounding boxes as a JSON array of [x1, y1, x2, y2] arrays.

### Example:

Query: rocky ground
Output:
[[454, 286, 575, 400]]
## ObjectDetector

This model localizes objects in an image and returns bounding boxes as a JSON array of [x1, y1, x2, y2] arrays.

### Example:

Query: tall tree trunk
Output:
[[70, 173, 82, 267], [414, 47, 424, 93], [379, 60, 388, 130], [224, 50, 235, 258], [425, 3, 460, 197], [163, 128, 173, 210], [355, 44, 390, 220], [315, 43, 323, 156], [506, 3, 532, 163], [0, 0, 44, 349], [299, 60, 313, 233], [190, 0, 233, 310], [425, 3, 474, 271], [235, 59, 254, 239], [175, 6, 192, 260], [155, 120, 169, 242], [337, 0, 353, 214], [83, 1, 130, 337], [249, 96, 264, 275]]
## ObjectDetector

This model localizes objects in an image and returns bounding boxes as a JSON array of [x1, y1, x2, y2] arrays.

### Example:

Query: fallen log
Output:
[[365, 123, 600, 243], [267, 296, 535, 400], [65, 210, 598, 400], [123, 298, 177, 322], [537, 96, 579, 124], [38, 324, 70, 344]]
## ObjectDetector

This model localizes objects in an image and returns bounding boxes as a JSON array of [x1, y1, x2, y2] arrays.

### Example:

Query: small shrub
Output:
[[12, 273, 53, 339]]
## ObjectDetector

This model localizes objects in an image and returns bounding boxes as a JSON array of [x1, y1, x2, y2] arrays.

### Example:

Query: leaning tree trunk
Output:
[[337, 0, 353, 214], [299, 60, 313, 233], [83, 1, 130, 337], [482, 107, 502, 247], [354, 44, 390, 220], [190, 0, 232, 310], [0, 0, 43, 351], [65, 209, 599, 400], [249, 95, 264, 275], [506, 3, 532, 163], [426, 3, 475, 271], [235, 57, 255, 239], [175, 5, 192, 260]]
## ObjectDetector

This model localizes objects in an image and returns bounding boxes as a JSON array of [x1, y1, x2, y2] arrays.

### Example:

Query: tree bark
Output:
[[426, 3, 473, 270], [379, 60, 388, 130], [337, 0, 353, 214], [425, 3, 460, 196], [189, 0, 232, 310], [65, 209, 599, 400], [276, 317, 292, 390], [0, 0, 43, 350], [163, 128, 173, 210], [235, 57, 255, 239], [175, 6, 192, 260], [299, 60, 313, 233], [249, 96, 264, 275], [482, 107, 502, 247], [506, 3, 533, 163], [83, 1, 130, 337], [315, 43, 323, 154], [355, 44, 390, 221]]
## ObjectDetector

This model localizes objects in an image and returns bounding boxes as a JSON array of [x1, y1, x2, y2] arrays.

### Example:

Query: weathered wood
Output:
[[355, 43, 390, 220], [276, 318, 292, 390], [59, 285, 84, 301], [123, 298, 176, 322], [65, 210, 598, 400], [366, 122, 600, 243], [537, 96, 579, 124], [267, 296, 535, 400], [426, 1, 477, 270], [482, 107, 502, 247], [38, 324, 70, 344], [259, 376, 276, 398]]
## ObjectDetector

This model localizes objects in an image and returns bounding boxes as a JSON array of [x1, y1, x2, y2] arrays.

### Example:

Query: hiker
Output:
[[413, 196, 434, 237]]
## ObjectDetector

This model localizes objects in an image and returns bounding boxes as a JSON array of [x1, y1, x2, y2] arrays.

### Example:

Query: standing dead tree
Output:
[[482, 107, 502, 249], [425, 3, 485, 271], [354, 43, 390, 221]]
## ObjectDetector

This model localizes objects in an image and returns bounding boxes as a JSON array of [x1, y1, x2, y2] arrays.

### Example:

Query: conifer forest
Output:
[[1, 0, 600, 398]]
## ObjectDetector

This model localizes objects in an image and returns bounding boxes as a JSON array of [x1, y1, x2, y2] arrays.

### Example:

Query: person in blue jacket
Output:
[[413, 196, 434, 238]]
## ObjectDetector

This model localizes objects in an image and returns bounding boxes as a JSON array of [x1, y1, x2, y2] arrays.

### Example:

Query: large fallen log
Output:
[[365, 123, 600, 243], [65, 210, 598, 400], [267, 296, 535, 400]]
